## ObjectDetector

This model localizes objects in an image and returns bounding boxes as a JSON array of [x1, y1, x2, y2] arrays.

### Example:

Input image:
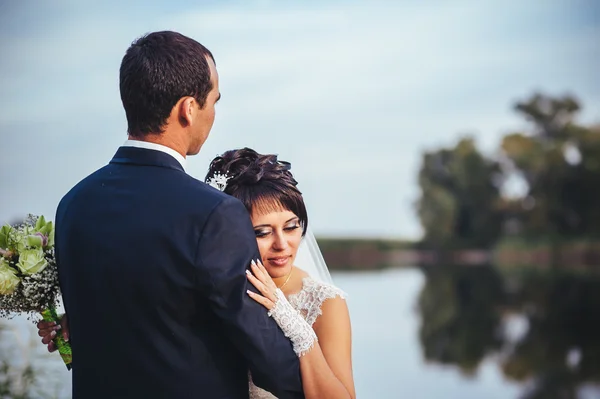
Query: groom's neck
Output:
[[127, 134, 188, 158]]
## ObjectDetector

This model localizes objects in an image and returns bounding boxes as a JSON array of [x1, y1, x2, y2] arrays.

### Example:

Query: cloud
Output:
[[1, 0, 598, 238]]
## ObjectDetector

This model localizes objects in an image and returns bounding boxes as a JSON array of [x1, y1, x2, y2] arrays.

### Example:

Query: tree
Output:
[[501, 93, 600, 238], [417, 138, 503, 248]]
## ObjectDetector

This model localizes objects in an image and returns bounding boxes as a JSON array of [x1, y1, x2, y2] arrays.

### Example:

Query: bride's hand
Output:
[[246, 259, 278, 311], [36, 313, 69, 352], [247, 259, 318, 358]]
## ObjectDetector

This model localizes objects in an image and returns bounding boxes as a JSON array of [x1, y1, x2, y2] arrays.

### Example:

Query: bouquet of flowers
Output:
[[0, 214, 72, 370]]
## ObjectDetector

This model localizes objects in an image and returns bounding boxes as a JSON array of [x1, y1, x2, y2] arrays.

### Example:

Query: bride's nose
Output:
[[272, 231, 289, 251]]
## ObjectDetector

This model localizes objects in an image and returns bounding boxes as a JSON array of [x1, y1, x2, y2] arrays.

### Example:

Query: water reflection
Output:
[[0, 316, 70, 398], [2, 267, 600, 398], [417, 265, 504, 376], [417, 265, 600, 398]]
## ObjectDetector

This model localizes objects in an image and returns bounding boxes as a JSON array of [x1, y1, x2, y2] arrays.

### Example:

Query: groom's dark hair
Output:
[[120, 31, 215, 138]]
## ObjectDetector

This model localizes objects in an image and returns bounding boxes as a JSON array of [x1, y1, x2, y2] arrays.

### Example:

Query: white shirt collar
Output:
[[122, 139, 187, 172]]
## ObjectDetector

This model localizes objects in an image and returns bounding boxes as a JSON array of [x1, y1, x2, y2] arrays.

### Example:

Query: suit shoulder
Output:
[[164, 173, 249, 222], [57, 165, 111, 214], [179, 173, 238, 206]]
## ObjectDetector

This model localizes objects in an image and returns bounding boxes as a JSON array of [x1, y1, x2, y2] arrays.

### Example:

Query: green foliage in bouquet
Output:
[[0, 215, 72, 370]]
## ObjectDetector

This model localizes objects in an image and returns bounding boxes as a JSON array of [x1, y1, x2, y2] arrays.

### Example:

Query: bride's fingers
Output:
[[253, 259, 277, 291], [256, 259, 268, 273], [254, 259, 269, 280], [246, 269, 268, 293], [246, 270, 277, 302], [256, 261, 276, 286], [250, 260, 267, 281], [255, 258, 266, 271], [246, 290, 274, 310]]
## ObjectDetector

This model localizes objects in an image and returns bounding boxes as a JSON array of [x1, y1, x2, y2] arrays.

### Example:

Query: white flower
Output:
[[0, 259, 20, 295], [206, 172, 231, 192], [16, 248, 48, 275], [13, 226, 36, 253]]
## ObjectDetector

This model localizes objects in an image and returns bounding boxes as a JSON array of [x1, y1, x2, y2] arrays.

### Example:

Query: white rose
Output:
[[16, 248, 48, 275], [0, 259, 20, 295]]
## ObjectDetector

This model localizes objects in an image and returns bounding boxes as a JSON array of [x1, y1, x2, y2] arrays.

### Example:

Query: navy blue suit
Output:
[[55, 147, 304, 399]]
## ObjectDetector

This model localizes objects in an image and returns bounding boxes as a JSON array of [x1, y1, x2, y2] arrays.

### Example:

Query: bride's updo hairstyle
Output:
[[205, 147, 308, 236]]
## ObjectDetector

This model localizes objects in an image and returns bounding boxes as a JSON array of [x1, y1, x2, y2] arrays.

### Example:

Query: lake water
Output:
[[3, 267, 600, 398], [337, 268, 523, 399]]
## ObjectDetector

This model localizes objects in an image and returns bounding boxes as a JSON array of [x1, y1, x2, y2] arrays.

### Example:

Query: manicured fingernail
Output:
[[246, 290, 252, 295], [51, 331, 56, 338], [55, 325, 61, 330], [246, 270, 251, 275], [251, 260, 256, 266]]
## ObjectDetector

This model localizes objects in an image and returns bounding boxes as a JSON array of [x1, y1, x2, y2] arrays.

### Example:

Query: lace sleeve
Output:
[[288, 277, 347, 327], [268, 289, 317, 357], [248, 278, 347, 398]]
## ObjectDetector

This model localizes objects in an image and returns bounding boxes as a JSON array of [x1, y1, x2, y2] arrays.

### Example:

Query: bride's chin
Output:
[[266, 265, 291, 279]]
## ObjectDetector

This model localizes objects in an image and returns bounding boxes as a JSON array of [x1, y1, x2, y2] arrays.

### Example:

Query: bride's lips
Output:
[[267, 255, 292, 267]]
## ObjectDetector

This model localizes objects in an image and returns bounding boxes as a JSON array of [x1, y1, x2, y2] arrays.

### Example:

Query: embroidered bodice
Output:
[[248, 276, 347, 399]]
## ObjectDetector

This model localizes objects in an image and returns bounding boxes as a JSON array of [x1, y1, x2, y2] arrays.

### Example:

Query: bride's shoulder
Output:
[[300, 275, 347, 302], [292, 267, 347, 300], [289, 268, 348, 326]]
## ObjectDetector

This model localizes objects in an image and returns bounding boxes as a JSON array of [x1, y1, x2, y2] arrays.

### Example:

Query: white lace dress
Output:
[[248, 276, 347, 399]]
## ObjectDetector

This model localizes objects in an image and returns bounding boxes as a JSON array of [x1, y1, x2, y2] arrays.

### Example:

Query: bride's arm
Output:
[[246, 261, 355, 399], [297, 297, 355, 399]]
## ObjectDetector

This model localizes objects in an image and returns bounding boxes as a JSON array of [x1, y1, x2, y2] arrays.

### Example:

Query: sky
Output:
[[0, 0, 598, 239]]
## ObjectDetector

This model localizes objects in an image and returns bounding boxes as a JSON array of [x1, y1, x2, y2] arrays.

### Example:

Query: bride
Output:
[[38, 148, 355, 399], [206, 148, 355, 399]]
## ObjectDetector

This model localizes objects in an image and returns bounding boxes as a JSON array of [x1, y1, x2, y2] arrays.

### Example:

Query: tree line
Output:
[[416, 92, 600, 250]]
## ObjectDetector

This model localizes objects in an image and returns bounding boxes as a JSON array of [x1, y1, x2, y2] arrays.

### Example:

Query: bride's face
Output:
[[251, 208, 303, 279]]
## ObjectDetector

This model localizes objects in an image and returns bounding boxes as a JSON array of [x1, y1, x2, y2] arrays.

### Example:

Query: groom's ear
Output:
[[178, 97, 196, 127]]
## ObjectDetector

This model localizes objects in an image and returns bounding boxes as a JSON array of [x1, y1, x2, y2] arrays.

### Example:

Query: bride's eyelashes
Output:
[[253, 224, 300, 238], [284, 218, 301, 231], [254, 229, 270, 238]]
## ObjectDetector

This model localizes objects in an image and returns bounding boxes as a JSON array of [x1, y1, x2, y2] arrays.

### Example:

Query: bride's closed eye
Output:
[[284, 218, 300, 230], [284, 224, 300, 232], [253, 224, 300, 238], [254, 229, 271, 238]]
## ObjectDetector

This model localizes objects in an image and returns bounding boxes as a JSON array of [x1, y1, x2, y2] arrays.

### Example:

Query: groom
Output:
[[51, 31, 304, 398]]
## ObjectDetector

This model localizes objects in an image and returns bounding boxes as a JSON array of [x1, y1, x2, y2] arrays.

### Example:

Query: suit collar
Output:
[[110, 146, 186, 173], [122, 140, 187, 171]]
